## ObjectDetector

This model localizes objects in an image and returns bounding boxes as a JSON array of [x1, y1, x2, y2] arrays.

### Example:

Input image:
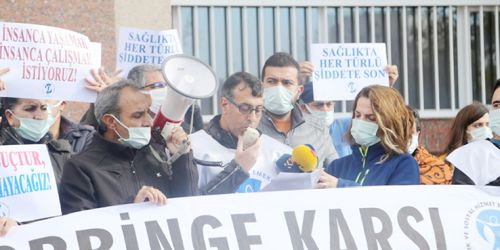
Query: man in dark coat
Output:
[[59, 80, 199, 214]]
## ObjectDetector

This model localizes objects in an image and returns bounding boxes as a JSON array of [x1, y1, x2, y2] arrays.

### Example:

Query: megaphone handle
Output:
[[161, 123, 178, 141], [153, 109, 182, 141]]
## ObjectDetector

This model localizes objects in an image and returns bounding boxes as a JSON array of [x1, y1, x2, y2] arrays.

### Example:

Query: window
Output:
[[173, 2, 500, 118]]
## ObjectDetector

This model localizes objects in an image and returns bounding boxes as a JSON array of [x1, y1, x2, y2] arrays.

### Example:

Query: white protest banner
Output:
[[311, 43, 389, 101], [2, 186, 500, 249], [116, 27, 182, 75], [0, 144, 60, 222], [0, 22, 101, 102]]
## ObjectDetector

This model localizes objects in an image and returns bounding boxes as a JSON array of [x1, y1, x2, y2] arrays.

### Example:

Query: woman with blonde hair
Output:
[[316, 85, 419, 188]]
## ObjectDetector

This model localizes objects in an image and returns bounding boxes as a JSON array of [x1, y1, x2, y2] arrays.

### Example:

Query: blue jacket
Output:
[[325, 143, 420, 187]]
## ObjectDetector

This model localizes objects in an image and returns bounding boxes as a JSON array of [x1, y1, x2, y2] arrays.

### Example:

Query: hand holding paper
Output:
[[315, 169, 338, 189], [0, 217, 17, 237], [0, 68, 10, 91], [384, 64, 399, 87], [134, 186, 167, 205], [85, 67, 122, 93]]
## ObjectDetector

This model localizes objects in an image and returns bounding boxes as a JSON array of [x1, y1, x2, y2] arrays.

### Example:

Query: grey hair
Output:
[[127, 64, 162, 87], [94, 79, 141, 133]]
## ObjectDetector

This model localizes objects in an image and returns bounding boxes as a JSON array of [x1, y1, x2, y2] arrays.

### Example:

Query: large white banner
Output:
[[116, 27, 182, 75], [311, 43, 389, 101], [0, 22, 101, 102], [0, 144, 60, 222], [2, 186, 500, 249]]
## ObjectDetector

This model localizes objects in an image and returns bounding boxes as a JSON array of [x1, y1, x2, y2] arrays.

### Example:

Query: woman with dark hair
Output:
[[0, 97, 74, 236], [0, 98, 72, 185], [316, 85, 420, 188], [440, 102, 491, 160], [407, 106, 453, 184]]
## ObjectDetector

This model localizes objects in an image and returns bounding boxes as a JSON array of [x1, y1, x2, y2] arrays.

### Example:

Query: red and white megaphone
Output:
[[152, 55, 218, 140]]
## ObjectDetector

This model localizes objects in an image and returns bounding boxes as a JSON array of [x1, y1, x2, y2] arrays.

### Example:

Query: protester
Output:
[[318, 65, 399, 158], [408, 107, 453, 184], [316, 85, 420, 188], [448, 80, 500, 185], [46, 100, 95, 153], [0, 98, 72, 185], [190, 72, 291, 194], [80, 64, 204, 133], [258, 52, 338, 165], [59, 80, 199, 214], [440, 102, 491, 160], [297, 82, 338, 167]]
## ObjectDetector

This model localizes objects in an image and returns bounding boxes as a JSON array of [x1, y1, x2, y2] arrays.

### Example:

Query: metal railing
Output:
[[172, 1, 500, 119]]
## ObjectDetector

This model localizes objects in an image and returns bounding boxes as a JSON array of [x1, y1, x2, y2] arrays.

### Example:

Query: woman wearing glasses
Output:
[[316, 85, 420, 188]]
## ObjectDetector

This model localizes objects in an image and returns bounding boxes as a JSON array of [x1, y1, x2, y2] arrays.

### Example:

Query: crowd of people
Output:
[[0, 51, 499, 237]]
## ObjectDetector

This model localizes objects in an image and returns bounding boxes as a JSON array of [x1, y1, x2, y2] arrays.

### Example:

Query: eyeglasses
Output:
[[224, 96, 264, 115], [140, 82, 167, 91]]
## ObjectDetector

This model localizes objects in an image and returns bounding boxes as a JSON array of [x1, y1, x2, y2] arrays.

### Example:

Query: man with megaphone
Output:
[[59, 80, 199, 214], [189, 72, 292, 194]]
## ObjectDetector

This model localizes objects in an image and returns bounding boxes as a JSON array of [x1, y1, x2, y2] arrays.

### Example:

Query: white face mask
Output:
[[263, 86, 296, 115], [490, 109, 500, 136], [146, 88, 167, 115], [47, 101, 63, 125], [407, 134, 419, 154], [351, 119, 381, 147], [468, 126, 493, 143], [110, 115, 151, 149], [305, 104, 334, 127], [7, 110, 53, 142]]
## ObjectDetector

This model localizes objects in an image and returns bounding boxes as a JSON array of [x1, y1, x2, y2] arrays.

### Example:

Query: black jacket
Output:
[[59, 134, 199, 214], [200, 115, 250, 195], [59, 116, 95, 153], [0, 127, 72, 185]]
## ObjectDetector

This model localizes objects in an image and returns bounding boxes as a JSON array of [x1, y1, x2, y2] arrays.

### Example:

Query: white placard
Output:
[[311, 43, 389, 101], [0, 144, 60, 222], [116, 27, 182, 75], [0, 22, 101, 102], [3, 186, 500, 249]]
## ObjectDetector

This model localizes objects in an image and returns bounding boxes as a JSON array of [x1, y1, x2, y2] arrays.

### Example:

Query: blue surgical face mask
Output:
[[305, 104, 334, 127], [351, 119, 381, 147], [110, 115, 151, 149], [263, 86, 296, 115], [7, 110, 52, 142], [469, 126, 493, 142], [490, 109, 500, 136]]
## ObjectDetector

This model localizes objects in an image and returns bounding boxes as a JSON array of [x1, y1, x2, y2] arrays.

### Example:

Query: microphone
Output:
[[242, 127, 260, 150], [276, 144, 318, 173]]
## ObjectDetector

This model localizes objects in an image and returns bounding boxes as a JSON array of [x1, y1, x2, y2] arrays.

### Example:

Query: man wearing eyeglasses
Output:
[[189, 72, 292, 194], [297, 82, 338, 167]]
